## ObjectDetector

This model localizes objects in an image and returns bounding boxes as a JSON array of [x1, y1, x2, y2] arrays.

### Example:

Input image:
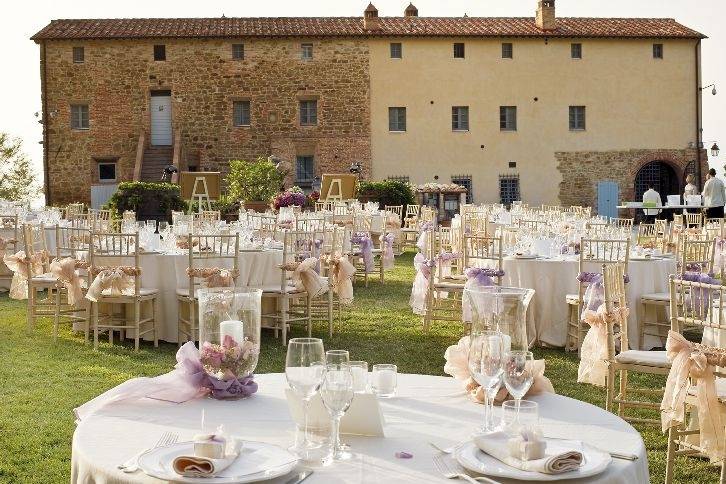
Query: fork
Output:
[[118, 431, 179, 473], [432, 451, 501, 484]]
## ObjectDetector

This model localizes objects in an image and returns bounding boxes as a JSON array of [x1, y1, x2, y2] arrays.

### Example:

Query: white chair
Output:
[[88, 232, 158, 351]]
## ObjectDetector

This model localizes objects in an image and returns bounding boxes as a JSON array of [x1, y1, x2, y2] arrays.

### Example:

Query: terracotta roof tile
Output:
[[30, 16, 705, 41]]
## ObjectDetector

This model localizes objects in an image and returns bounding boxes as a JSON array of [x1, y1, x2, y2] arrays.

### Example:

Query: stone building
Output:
[[32, 1, 708, 216]]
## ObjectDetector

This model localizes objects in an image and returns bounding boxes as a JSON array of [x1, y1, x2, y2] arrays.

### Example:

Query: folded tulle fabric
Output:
[[85, 266, 139, 302], [381, 233, 395, 270], [0, 236, 16, 251], [49, 257, 87, 306], [327, 255, 355, 305], [186, 267, 239, 289], [577, 304, 629, 387], [409, 253, 434, 315], [173, 439, 242, 477], [3, 250, 49, 299], [350, 233, 374, 273], [474, 432, 583, 474], [279, 257, 328, 298]]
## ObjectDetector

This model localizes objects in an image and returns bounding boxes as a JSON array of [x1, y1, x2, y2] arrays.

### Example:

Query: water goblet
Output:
[[285, 338, 326, 459], [468, 331, 504, 434], [320, 363, 355, 463], [503, 350, 534, 424], [326, 350, 350, 366]]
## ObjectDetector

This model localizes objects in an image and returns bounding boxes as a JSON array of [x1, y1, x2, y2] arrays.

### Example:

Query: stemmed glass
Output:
[[468, 331, 504, 434], [285, 338, 326, 459], [320, 363, 355, 462], [502, 350, 534, 427]]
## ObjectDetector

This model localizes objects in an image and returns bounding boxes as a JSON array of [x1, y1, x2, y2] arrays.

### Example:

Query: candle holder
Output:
[[197, 288, 262, 400]]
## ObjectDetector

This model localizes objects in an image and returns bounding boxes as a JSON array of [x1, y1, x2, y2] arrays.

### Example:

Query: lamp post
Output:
[[696, 83, 717, 185]]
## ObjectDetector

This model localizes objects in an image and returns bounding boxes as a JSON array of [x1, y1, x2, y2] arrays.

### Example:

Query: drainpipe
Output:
[[695, 39, 702, 187], [40, 40, 50, 205]]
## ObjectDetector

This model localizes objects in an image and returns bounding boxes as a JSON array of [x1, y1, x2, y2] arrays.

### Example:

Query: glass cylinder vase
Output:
[[464, 286, 535, 351], [197, 288, 262, 399]]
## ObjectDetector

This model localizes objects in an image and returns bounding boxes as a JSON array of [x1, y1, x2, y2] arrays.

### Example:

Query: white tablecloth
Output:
[[498, 257, 676, 350], [71, 373, 649, 483], [81, 250, 283, 343]]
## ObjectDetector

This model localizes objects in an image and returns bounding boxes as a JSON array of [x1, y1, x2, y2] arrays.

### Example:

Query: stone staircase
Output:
[[139, 146, 173, 182]]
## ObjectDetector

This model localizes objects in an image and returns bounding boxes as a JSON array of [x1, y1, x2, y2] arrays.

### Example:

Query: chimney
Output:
[[535, 0, 556, 31], [404, 3, 418, 17], [364, 3, 380, 30]]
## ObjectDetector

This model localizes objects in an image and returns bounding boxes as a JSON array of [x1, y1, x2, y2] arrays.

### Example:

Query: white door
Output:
[[150, 94, 172, 145]]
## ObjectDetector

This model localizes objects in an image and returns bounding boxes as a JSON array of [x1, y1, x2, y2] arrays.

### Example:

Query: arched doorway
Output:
[[634, 161, 680, 220], [634, 161, 680, 204]]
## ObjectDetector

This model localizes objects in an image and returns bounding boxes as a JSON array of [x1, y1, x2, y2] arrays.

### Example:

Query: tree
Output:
[[0, 133, 39, 202]]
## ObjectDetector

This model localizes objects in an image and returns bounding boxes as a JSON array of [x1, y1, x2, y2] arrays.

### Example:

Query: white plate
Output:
[[512, 255, 539, 260], [137, 440, 298, 483], [455, 439, 611, 481], [629, 256, 653, 261]]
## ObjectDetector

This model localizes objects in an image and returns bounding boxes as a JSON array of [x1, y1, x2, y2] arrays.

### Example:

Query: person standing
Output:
[[703, 168, 725, 218], [642, 185, 662, 223], [683, 173, 700, 214]]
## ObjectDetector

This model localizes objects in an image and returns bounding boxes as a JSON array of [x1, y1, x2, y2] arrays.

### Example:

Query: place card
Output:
[[285, 389, 385, 437]]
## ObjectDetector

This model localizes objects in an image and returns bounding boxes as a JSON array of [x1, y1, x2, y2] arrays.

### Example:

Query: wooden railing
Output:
[[132, 130, 146, 181], [171, 128, 182, 183]]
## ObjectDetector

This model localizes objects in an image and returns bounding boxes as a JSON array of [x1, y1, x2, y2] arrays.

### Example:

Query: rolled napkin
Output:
[[173, 435, 242, 478], [474, 432, 583, 475]]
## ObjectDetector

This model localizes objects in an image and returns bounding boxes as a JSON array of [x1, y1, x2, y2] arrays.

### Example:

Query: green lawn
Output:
[[0, 251, 719, 483]]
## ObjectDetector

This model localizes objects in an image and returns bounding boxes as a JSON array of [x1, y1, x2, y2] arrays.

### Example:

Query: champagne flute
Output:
[[468, 331, 504, 434], [502, 350, 534, 428], [285, 337, 326, 458], [320, 363, 355, 462]]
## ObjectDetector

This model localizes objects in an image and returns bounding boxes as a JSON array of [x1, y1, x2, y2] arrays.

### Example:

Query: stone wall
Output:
[[40, 38, 370, 204], [556, 148, 708, 211]]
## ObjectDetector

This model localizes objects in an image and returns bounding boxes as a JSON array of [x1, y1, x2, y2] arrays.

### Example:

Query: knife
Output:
[[285, 469, 314, 484]]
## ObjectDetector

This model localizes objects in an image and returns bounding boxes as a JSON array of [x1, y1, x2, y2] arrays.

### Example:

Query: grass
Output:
[[0, 251, 719, 483]]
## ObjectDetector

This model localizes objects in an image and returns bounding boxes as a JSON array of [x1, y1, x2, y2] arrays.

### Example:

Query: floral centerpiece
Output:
[[198, 288, 262, 399], [273, 186, 307, 210]]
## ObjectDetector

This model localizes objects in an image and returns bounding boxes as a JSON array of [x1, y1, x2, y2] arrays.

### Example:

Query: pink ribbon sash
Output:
[[661, 331, 725, 462], [328, 255, 355, 305], [186, 267, 239, 289], [85, 266, 140, 302], [49, 257, 87, 306], [577, 304, 629, 387], [279, 258, 328, 298], [3, 250, 49, 300]]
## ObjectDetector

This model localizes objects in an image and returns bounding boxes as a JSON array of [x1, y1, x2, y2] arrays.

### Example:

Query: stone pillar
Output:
[[438, 192, 445, 221]]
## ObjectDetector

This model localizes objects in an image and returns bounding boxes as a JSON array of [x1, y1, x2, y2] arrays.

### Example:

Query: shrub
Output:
[[226, 158, 284, 203], [104, 181, 187, 221], [357, 180, 415, 207]]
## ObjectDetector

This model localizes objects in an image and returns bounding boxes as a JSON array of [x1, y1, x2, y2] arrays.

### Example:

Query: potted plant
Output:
[[272, 186, 307, 210], [226, 158, 284, 212]]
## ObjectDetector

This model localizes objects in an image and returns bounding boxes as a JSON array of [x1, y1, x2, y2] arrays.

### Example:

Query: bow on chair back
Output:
[[183, 233, 240, 299]]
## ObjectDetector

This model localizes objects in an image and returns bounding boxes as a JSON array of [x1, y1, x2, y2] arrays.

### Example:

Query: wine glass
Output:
[[326, 350, 350, 366], [502, 350, 534, 426], [146, 219, 158, 234], [320, 363, 355, 463], [468, 331, 504, 434], [158, 221, 168, 234], [285, 338, 326, 458]]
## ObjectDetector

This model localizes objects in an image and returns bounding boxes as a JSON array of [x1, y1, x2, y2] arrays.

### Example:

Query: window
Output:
[[390, 42, 402, 59], [301, 43, 313, 60], [453, 43, 465, 58], [571, 43, 582, 59], [70, 104, 89, 130], [653, 43, 663, 59], [452, 106, 469, 131], [153, 45, 166, 61], [388, 107, 406, 132], [232, 43, 245, 60], [387, 175, 410, 183], [569, 106, 586, 130], [499, 175, 520, 207], [296, 156, 314, 187], [73, 46, 84, 63], [501, 43, 513, 59], [299, 100, 317, 126], [98, 162, 117, 182], [500, 106, 517, 131], [452, 175, 473, 203], [233, 100, 250, 126]]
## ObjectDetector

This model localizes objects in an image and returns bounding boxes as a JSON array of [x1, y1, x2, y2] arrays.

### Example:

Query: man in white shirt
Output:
[[642, 185, 662, 223], [703, 168, 725, 218]]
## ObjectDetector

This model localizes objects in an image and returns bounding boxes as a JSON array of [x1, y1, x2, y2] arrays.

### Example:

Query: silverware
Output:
[[433, 451, 501, 484], [285, 469, 314, 484], [118, 431, 178, 473]]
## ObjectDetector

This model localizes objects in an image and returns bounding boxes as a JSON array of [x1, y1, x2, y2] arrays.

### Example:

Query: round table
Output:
[[498, 256, 676, 350], [75, 249, 283, 343], [72, 373, 649, 483]]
